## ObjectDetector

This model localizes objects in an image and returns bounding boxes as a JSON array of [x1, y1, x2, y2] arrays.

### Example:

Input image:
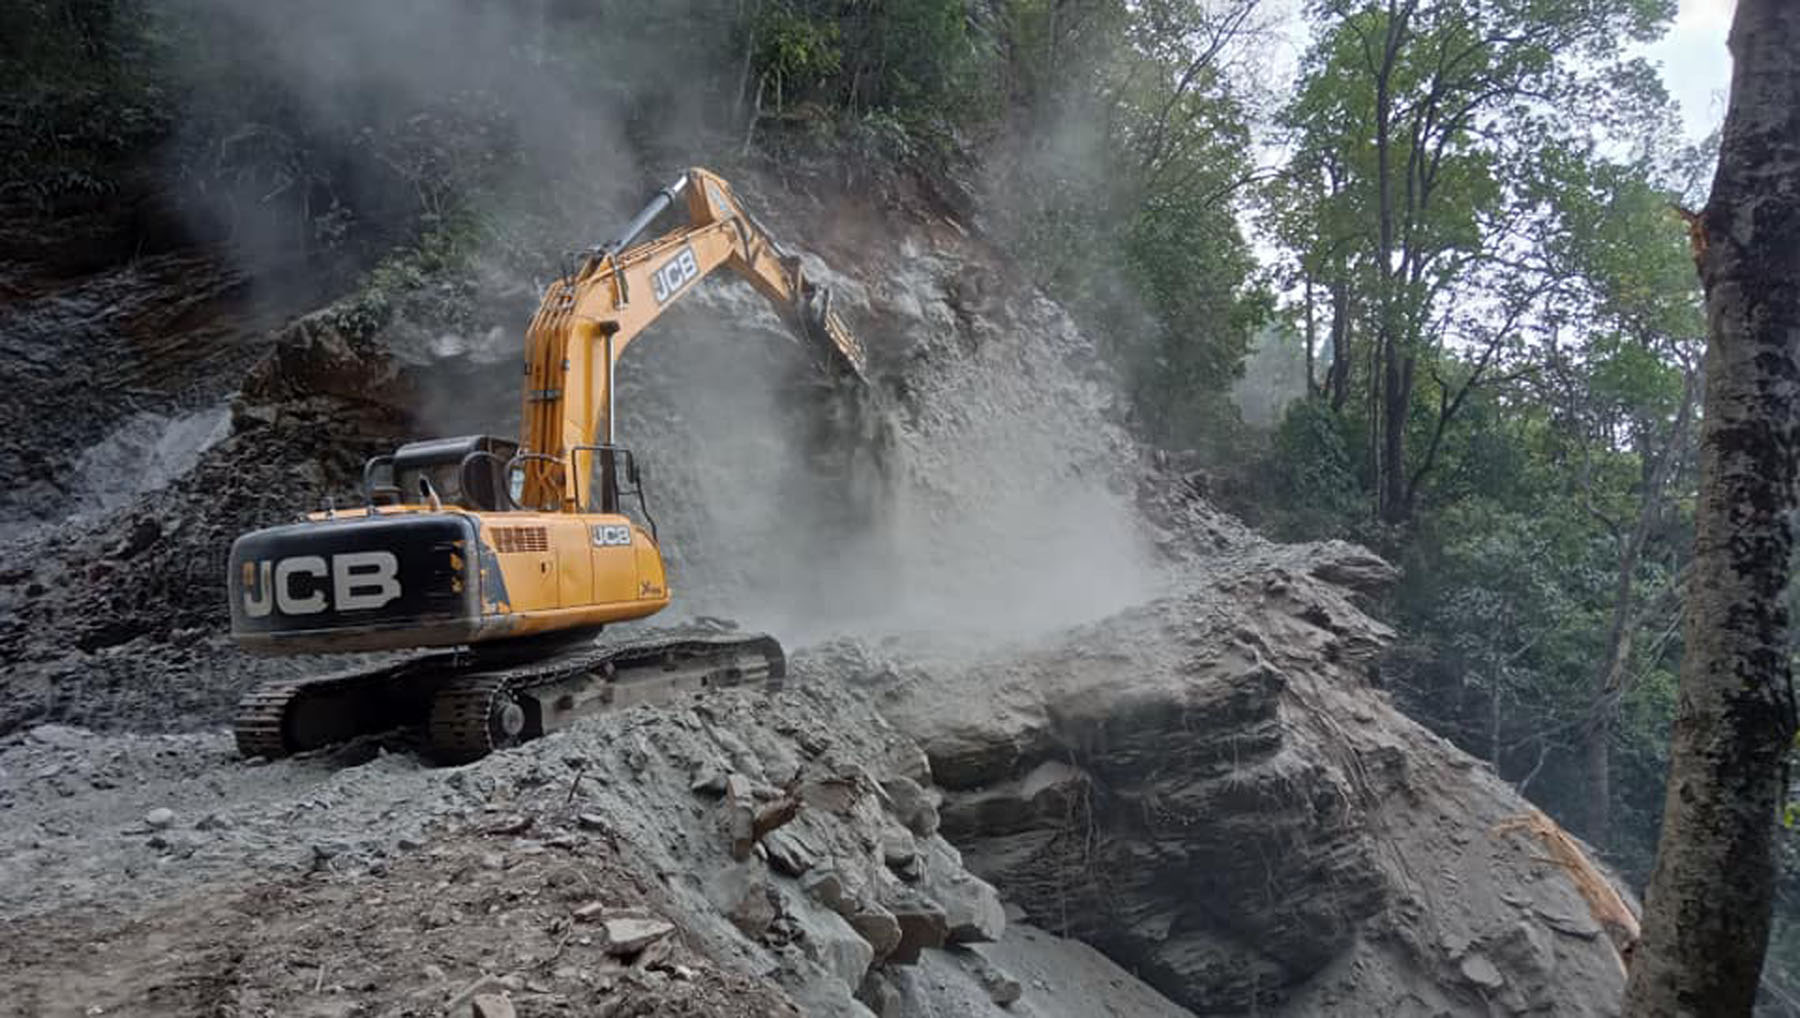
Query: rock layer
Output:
[[877, 538, 1630, 1017]]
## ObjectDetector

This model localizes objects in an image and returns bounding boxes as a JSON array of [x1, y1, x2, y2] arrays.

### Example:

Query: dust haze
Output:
[[162, 0, 1160, 648]]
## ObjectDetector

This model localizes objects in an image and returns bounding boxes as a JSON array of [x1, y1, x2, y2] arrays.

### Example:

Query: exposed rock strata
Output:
[[875, 539, 1630, 1017]]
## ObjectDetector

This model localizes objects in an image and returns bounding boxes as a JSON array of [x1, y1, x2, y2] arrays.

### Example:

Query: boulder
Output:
[[786, 888, 876, 991], [879, 544, 1638, 1015]]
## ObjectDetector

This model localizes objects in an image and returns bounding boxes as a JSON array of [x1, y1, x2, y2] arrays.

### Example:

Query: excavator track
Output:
[[428, 674, 525, 765], [233, 681, 306, 760], [232, 627, 785, 764]]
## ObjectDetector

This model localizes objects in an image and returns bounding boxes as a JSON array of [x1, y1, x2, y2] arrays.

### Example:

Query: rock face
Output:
[[876, 538, 1631, 1017]]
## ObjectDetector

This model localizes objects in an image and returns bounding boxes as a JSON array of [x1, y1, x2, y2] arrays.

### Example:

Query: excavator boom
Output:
[[518, 168, 865, 512]]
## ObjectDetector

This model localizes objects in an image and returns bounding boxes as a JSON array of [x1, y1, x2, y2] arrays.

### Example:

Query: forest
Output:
[[5, 0, 1799, 1013]]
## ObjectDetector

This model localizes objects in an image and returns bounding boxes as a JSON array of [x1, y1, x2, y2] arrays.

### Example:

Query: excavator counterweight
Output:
[[225, 168, 871, 762]]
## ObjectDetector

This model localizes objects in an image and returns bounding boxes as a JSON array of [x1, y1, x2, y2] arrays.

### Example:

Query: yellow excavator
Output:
[[228, 168, 869, 762]]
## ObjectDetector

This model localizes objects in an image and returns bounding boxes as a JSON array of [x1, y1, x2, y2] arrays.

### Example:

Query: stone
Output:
[[880, 829, 917, 871], [856, 971, 903, 1018], [28, 725, 86, 750], [722, 774, 757, 861], [422, 963, 447, 981], [602, 917, 675, 956], [482, 815, 532, 836], [479, 852, 506, 871], [470, 992, 515, 1018], [1488, 919, 1556, 981], [802, 868, 849, 914], [917, 839, 1005, 943], [801, 777, 861, 815], [885, 892, 948, 964], [709, 861, 778, 939], [1459, 952, 1505, 990], [144, 808, 175, 830], [690, 767, 728, 795], [753, 796, 803, 842], [977, 962, 1023, 1006], [848, 906, 902, 961], [787, 889, 876, 990], [764, 826, 822, 877], [880, 776, 940, 837], [445, 975, 503, 1014]]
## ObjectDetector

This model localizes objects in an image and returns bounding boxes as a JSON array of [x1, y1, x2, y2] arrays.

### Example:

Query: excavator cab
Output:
[[364, 436, 519, 511]]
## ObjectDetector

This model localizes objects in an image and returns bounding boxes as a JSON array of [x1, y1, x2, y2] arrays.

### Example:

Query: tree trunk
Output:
[[1328, 273, 1351, 411], [1621, 3, 1800, 1013], [1586, 383, 1696, 851]]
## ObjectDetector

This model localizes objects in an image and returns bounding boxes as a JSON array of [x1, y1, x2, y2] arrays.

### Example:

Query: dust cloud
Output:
[[157, 0, 1160, 649]]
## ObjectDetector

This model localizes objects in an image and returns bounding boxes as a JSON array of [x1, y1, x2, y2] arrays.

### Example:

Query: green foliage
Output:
[[1269, 399, 1362, 537], [755, 2, 844, 94], [1255, 31, 1705, 885], [0, 0, 171, 204], [746, 0, 996, 124]]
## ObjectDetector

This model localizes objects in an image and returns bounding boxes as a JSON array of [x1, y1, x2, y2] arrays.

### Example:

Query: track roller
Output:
[[428, 674, 534, 764]]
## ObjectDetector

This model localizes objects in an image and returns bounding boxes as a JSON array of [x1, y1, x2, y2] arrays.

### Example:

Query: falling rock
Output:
[[752, 796, 803, 842], [801, 776, 862, 815], [144, 807, 176, 830], [885, 891, 949, 964], [602, 917, 676, 957], [848, 905, 903, 961], [722, 774, 758, 860], [28, 725, 87, 750]]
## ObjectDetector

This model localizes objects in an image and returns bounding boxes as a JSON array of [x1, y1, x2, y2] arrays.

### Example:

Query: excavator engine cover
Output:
[[230, 514, 483, 653]]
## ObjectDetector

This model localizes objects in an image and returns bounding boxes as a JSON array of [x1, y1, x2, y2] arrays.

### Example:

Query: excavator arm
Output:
[[517, 168, 867, 512]]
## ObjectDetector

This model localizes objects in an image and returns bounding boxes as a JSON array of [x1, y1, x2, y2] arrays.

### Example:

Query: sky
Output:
[[1257, 0, 1735, 142], [1640, 0, 1734, 140]]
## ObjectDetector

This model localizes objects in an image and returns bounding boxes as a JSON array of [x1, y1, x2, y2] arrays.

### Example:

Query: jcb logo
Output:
[[651, 247, 699, 304], [592, 524, 632, 547], [240, 551, 402, 617]]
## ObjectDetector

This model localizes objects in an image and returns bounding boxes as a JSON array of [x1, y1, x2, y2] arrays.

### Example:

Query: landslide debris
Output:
[[0, 674, 1189, 1018], [0, 156, 1637, 1018]]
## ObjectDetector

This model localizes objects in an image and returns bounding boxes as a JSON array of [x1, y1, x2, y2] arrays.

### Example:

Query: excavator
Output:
[[227, 168, 871, 763]]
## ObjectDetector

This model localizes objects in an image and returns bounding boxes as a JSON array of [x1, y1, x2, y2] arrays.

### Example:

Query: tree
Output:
[[1531, 151, 1704, 850], [1274, 0, 1671, 523], [1622, 1, 1800, 1012]]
